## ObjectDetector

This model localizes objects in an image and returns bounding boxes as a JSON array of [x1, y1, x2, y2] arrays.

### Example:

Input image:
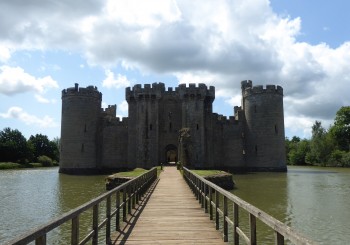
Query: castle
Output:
[[59, 81, 287, 174]]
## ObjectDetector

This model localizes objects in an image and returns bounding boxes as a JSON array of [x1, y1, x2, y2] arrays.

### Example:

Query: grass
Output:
[[191, 170, 225, 177], [110, 166, 164, 178], [112, 168, 148, 177]]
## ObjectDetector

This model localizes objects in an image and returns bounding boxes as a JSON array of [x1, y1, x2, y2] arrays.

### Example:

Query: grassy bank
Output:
[[0, 162, 58, 170], [191, 170, 225, 177]]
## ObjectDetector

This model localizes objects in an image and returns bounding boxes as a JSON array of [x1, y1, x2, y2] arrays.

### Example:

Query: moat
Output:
[[1, 166, 350, 244]]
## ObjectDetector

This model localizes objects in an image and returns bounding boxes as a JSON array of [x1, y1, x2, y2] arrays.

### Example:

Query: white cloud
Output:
[[0, 44, 11, 62], [34, 94, 56, 104], [0, 107, 58, 128], [118, 100, 128, 115], [0, 0, 349, 137], [0, 66, 59, 95], [102, 70, 131, 89]]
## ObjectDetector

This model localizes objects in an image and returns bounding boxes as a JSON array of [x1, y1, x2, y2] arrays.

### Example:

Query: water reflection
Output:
[[0, 168, 106, 244], [233, 166, 350, 244], [232, 172, 288, 244], [286, 167, 350, 244], [1, 166, 350, 244], [0, 168, 60, 243]]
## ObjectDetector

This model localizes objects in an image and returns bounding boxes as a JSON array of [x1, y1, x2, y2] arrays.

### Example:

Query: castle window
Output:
[[196, 124, 199, 130], [84, 123, 87, 132], [150, 124, 152, 131], [254, 105, 257, 113], [81, 143, 84, 152], [169, 122, 172, 131], [275, 124, 278, 134], [255, 145, 258, 155]]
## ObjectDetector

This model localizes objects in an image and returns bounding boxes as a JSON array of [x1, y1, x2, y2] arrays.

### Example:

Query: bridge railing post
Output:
[[215, 190, 220, 230], [204, 184, 208, 213], [223, 196, 228, 242], [209, 187, 213, 220], [250, 213, 257, 245], [275, 231, 285, 245], [35, 234, 46, 245], [123, 187, 127, 222], [116, 190, 120, 230], [106, 196, 111, 244], [92, 204, 99, 245], [233, 202, 239, 244], [71, 216, 79, 245]]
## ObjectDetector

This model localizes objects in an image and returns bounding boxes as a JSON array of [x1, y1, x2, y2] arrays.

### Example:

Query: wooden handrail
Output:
[[183, 167, 318, 245], [6, 167, 158, 245]]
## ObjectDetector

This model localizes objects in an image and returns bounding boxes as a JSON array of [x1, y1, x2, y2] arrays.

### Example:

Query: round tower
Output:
[[59, 83, 102, 174], [242, 80, 286, 171]]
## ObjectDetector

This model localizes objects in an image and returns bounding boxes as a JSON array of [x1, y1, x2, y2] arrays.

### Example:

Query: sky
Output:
[[0, 0, 349, 140]]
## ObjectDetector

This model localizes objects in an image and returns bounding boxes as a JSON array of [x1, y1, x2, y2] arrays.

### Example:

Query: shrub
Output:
[[37, 155, 54, 167], [0, 162, 23, 169]]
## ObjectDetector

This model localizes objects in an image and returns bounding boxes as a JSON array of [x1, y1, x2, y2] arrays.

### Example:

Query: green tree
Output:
[[330, 106, 350, 151], [51, 137, 60, 161], [0, 127, 31, 163], [28, 134, 57, 161], [289, 139, 310, 165], [306, 121, 335, 166]]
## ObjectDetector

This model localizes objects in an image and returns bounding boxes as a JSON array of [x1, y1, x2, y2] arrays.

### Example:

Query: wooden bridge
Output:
[[112, 166, 225, 244], [7, 166, 316, 245]]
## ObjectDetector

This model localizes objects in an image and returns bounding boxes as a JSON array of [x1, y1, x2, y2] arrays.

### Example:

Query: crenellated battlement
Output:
[[101, 105, 116, 117], [126, 82, 166, 101], [62, 83, 102, 100], [102, 115, 128, 127], [177, 83, 215, 100], [242, 82, 283, 97], [212, 113, 239, 125], [126, 82, 216, 101]]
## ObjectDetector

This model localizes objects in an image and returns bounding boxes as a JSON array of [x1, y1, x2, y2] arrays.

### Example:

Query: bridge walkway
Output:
[[111, 166, 225, 244]]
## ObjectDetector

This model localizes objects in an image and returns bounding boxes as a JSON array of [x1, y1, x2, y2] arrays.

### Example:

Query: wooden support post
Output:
[[215, 190, 220, 230], [196, 178, 199, 200], [132, 183, 136, 209], [106, 196, 111, 244], [233, 203, 239, 245], [71, 216, 79, 245], [209, 187, 213, 220], [136, 179, 140, 204], [128, 185, 132, 215], [204, 184, 208, 213], [35, 234, 46, 245], [123, 188, 127, 222], [201, 181, 204, 208], [275, 231, 284, 245], [116, 191, 120, 230], [92, 204, 99, 245], [249, 213, 256, 245], [223, 196, 228, 242]]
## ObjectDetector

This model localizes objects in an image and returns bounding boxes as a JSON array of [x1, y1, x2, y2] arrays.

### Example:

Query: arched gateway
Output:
[[165, 144, 177, 164]]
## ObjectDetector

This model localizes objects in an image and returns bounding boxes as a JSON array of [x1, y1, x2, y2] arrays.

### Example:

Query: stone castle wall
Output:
[[59, 81, 287, 174]]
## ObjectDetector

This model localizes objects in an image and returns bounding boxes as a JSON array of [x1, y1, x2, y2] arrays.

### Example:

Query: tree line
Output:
[[286, 106, 350, 167], [0, 127, 59, 166]]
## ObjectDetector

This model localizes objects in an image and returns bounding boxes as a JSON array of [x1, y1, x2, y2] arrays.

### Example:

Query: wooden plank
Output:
[[111, 166, 225, 244]]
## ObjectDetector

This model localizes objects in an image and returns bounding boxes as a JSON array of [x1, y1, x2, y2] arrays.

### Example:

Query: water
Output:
[[1, 166, 350, 244], [232, 166, 350, 244], [0, 168, 106, 244]]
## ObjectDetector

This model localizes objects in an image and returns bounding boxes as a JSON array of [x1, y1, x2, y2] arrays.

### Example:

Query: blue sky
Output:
[[0, 0, 349, 140]]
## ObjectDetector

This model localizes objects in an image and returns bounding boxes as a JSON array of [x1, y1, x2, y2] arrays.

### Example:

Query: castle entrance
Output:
[[165, 144, 177, 164]]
